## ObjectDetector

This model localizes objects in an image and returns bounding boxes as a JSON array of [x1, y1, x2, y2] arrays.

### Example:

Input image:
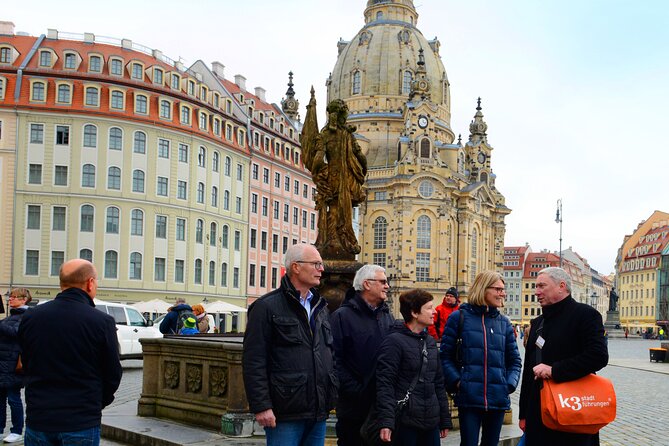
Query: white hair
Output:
[[539, 267, 572, 292], [353, 264, 386, 291], [284, 243, 315, 274]]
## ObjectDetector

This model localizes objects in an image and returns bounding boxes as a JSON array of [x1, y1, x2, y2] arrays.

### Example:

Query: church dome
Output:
[[327, 0, 451, 124]]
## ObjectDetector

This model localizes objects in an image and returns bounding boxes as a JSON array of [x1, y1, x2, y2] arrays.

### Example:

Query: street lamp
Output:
[[555, 199, 563, 267], [590, 292, 598, 309]]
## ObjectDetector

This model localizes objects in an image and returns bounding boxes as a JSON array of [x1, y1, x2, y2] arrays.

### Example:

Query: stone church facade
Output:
[[326, 0, 510, 309]]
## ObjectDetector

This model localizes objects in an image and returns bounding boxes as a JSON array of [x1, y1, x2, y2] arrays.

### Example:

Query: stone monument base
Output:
[[604, 310, 626, 338]]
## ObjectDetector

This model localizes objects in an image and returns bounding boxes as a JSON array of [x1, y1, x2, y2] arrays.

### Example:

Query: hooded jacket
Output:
[[376, 321, 452, 431], [242, 274, 336, 421], [330, 288, 395, 419], [440, 303, 522, 411]]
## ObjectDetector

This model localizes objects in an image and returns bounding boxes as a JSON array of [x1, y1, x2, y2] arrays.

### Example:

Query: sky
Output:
[[7, 0, 669, 275]]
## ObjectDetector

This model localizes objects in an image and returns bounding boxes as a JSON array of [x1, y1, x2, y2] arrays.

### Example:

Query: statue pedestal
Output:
[[320, 259, 363, 312], [604, 310, 626, 338]]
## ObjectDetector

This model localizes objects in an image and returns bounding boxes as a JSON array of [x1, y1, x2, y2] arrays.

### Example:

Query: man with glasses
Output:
[[243, 243, 336, 446], [18, 259, 122, 446], [330, 264, 394, 445]]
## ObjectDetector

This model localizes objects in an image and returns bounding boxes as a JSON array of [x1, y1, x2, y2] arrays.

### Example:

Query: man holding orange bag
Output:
[[518, 267, 609, 445]]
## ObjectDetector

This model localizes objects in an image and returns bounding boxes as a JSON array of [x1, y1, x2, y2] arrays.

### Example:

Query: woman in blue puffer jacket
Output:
[[440, 271, 521, 446]]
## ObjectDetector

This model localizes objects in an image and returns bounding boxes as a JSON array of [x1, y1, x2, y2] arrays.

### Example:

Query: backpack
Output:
[[175, 308, 196, 333]]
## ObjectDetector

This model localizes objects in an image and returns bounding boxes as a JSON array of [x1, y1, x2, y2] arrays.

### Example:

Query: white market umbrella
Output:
[[132, 298, 171, 314], [204, 300, 247, 314]]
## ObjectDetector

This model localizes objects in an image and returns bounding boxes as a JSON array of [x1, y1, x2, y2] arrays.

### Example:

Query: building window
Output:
[[31, 82, 45, 101], [237, 163, 243, 181], [27, 205, 41, 230], [83, 124, 97, 148], [106, 207, 120, 234], [28, 164, 42, 184], [352, 71, 361, 94], [261, 231, 268, 251], [175, 260, 184, 283], [131, 209, 143, 236], [221, 263, 228, 287], [471, 228, 478, 259], [0, 48, 11, 63], [221, 225, 229, 248], [224, 156, 231, 176], [284, 176, 290, 191], [52, 206, 66, 231], [249, 264, 256, 287], [209, 261, 216, 286], [263, 168, 269, 184], [132, 170, 145, 193], [57, 84, 71, 103], [171, 73, 180, 90], [233, 267, 239, 288], [197, 182, 204, 203], [311, 213, 316, 230], [110, 90, 124, 109], [223, 191, 230, 210], [273, 201, 280, 219], [56, 126, 69, 145], [129, 252, 142, 280], [187, 80, 195, 96], [154, 68, 163, 85], [107, 166, 121, 190], [177, 180, 187, 200], [85, 87, 99, 106], [131, 63, 143, 80], [109, 127, 123, 150], [39, 50, 51, 67], [234, 230, 241, 251], [176, 218, 186, 241], [250, 229, 257, 249], [181, 106, 190, 124], [199, 112, 207, 130], [416, 253, 430, 282], [262, 197, 268, 217], [178, 144, 188, 163], [26, 250, 39, 275], [89, 55, 102, 72], [373, 253, 386, 268], [210, 187, 219, 207], [209, 222, 217, 246], [133, 131, 146, 153], [81, 164, 95, 188], [110, 58, 123, 76], [154, 258, 166, 282], [156, 177, 168, 196], [225, 124, 232, 140], [135, 94, 148, 114], [194, 259, 202, 284], [158, 138, 170, 158], [198, 147, 206, 167], [420, 139, 430, 158], [373, 216, 387, 249], [416, 215, 431, 249], [80, 205, 94, 232], [251, 194, 258, 214], [155, 215, 167, 239], [160, 100, 171, 119], [235, 197, 242, 214], [30, 123, 44, 144], [79, 249, 92, 262], [64, 53, 76, 69], [283, 204, 289, 222], [195, 219, 204, 244], [402, 70, 412, 95]]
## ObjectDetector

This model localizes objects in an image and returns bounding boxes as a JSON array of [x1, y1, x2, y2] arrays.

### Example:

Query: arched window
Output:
[[131, 209, 143, 236], [197, 182, 205, 203], [211, 186, 218, 207], [420, 139, 430, 158], [195, 219, 204, 243], [223, 190, 230, 210], [80, 205, 94, 232], [209, 261, 216, 286], [471, 228, 478, 259], [109, 127, 123, 150], [104, 251, 118, 278], [212, 152, 220, 172], [458, 152, 465, 173], [373, 216, 388, 249], [79, 249, 92, 262], [480, 172, 488, 183], [221, 225, 229, 248], [376, 11, 383, 20], [198, 146, 206, 167], [106, 207, 120, 234], [402, 70, 413, 95], [83, 124, 97, 148], [224, 156, 231, 176], [82, 164, 95, 188], [194, 259, 203, 284], [210, 222, 217, 246], [85, 87, 98, 106], [129, 252, 142, 280], [133, 131, 146, 154], [132, 170, 145, 193], [417, 215, 431, 249], [352, 71, 361, 95], [107, 166, 121, 190], [221, 262, 228, 287]]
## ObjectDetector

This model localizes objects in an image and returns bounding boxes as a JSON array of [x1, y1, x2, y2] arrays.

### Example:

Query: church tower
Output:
[[326, 0, 510, 310]]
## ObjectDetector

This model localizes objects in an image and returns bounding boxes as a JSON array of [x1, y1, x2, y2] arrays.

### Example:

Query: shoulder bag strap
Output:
[[398, 338, 427, 405]]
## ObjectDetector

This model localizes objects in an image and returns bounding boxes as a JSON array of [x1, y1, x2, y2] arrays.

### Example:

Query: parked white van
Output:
[[94, 300, 162, 359]]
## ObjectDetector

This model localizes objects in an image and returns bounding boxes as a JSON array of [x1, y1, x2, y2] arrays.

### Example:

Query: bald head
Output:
[[60, 259, 97, 297]]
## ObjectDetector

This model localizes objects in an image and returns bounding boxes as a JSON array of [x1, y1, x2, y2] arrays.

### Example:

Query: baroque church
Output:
[[321, 0, 510, 308]]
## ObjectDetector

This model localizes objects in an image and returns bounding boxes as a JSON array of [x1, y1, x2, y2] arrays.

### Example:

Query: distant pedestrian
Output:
[[18, 259, 122, 446], [624, 328, 628, 339], [179, 317, 199, 335], [191, 304, 210, 333], [0, 288, 32, 443], [427, 287, 460, 342], [159, 297, 193, 334]]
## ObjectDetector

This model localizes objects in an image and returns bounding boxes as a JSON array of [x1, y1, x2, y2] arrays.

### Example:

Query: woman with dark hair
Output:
[[374, 289, 451, 445], [440, 271, 522, 446]]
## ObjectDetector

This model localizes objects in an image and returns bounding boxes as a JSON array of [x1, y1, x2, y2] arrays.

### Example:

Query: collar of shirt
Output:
[[300, 290, 314, 319]]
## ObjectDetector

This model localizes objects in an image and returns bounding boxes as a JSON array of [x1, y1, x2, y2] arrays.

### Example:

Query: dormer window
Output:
[[39, 51, 51, 67], [200, 86, 207, 100], [89, 55, 102, 73], [225, 99, 232, 114], [154, 68, 163, 85], [30, 81, 46, 102], [214, 93, 220, 108], [199, 112, 207, 130], [171, 73, 180, 90], [110, 58, 123, 76], [239, 94, 244, 103], [64, 53, 77, 69], [131, 63, 143, 80], [0, 47, 11, 64], [248, 106, 254, 117], [187, 80, 195, 95], [259, 113, 264, 124]]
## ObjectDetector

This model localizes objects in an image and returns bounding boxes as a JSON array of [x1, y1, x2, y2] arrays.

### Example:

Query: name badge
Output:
[[535, 335, 546, 349]]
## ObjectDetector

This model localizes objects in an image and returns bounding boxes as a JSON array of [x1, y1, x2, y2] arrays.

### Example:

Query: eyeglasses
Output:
[[295, 260, 324, 269], [487, 286, 506, 293], [366, 279, 388, 285], [8, 296, 25, 300]]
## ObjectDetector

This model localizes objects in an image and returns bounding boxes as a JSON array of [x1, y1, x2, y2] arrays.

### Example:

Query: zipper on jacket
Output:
[[481, 314, 488, 410]]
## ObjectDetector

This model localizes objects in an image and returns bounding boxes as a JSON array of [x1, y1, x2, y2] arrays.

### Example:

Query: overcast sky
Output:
[[9, 0, 668, 275]]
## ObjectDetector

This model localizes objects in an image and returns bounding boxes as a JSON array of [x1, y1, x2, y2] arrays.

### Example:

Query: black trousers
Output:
[[336, 417, 366, 446]]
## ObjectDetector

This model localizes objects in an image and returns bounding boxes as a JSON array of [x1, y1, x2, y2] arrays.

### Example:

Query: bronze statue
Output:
[[302, 89, 367, 260], [608, 288, 619, 312]]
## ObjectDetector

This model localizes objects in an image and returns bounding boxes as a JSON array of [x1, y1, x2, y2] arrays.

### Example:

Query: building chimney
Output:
[[234, 74, 247, 91], [211, 61, 225, 79], [0, 21, 15, 36], [254, 87, 266, 102]]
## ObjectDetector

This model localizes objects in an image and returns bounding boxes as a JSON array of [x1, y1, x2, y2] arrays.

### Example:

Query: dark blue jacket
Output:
[[440, 303, 521, 411], [330, 288, 395, 419], [18, 288, 122, 432], [159, 303, 192, 334], [0, 307, 27, 388]]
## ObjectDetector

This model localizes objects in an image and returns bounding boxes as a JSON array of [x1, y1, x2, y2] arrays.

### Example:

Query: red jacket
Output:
[[428, 300, 459, 341]]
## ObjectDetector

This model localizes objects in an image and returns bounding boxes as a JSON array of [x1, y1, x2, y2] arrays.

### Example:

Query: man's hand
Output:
[[519, 419, 526, 431], [439, 429, 449, 438], [380, 428, 392, 442], [533, 363, 552, 380], [255, 409, 276, 428]]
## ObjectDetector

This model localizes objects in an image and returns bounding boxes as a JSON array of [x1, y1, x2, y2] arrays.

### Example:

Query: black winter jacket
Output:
[[519, 296, 608, 446], [440, 303, 521, 411], [18, 288, 123, 432], [242, 275, 337, 421], [330, 289, 395, 419], [0, 307, 27, 388], [376, 321, 452, 432]]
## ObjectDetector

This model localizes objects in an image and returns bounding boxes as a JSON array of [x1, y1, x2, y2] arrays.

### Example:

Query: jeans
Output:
[[265, 420, 326, 446], [458, 408, 505, 446], [394, 424, 440, 446], [0, 386, 24, 435], [25, 426, 100, 446]]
